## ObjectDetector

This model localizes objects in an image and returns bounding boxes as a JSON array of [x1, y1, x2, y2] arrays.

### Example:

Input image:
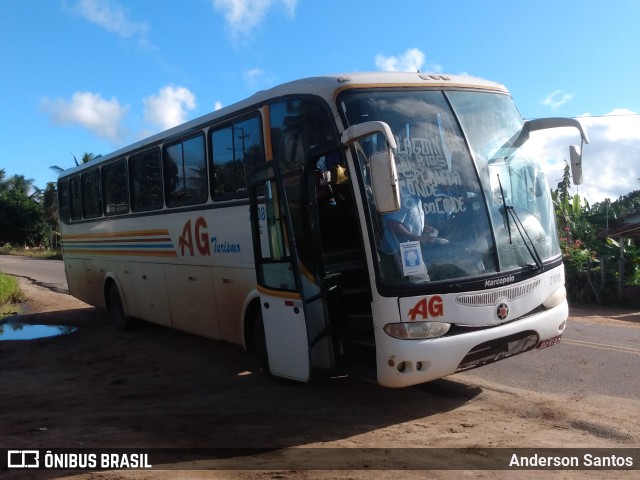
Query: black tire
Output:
[[253, 308, 269, 371], [108, 284, 133, 330]]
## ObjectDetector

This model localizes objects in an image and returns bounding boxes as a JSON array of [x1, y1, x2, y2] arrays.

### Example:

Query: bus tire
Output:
[[253, 309, 269, 371], [108, 284, 133, 331]]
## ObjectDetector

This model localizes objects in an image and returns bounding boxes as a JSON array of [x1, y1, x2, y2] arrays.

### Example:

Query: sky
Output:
[[2, 0, 640, 204]]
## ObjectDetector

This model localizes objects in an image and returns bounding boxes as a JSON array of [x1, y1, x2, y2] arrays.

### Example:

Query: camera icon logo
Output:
[[7, 450, 40, 468]]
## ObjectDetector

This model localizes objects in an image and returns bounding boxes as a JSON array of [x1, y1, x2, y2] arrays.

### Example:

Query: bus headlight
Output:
[[384, 321, 451, 339], [543, 286, 566, 309]]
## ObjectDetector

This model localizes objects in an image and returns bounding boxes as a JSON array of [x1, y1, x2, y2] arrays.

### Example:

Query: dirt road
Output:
[[1, 279, 638, 479]]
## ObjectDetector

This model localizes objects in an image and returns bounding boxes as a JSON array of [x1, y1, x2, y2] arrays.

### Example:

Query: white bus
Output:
[[58, 72, 588, 388]]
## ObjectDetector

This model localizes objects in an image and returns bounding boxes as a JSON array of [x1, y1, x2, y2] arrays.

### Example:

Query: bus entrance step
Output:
[[339, 364, 377, 384], [350, 337, 375, 347]]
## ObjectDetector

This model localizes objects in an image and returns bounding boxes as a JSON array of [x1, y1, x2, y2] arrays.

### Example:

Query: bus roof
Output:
[[58, 72, 507, 178]]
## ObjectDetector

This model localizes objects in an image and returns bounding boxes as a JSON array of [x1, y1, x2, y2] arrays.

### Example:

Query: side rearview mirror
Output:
[[570, 145, 583, 185], [370, 150, 401, 213], [341, 121, 400, 213]]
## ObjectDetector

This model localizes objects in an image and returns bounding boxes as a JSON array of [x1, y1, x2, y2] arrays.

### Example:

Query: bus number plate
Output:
[[537, 335, 562, 349]]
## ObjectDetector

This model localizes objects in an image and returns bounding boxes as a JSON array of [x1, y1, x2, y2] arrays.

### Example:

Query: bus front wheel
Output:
[[253, 309, 269, 371], [108, 284, 133, 330]]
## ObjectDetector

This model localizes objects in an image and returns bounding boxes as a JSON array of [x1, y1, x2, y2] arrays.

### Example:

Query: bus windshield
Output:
[[339, 89, 561, 288]]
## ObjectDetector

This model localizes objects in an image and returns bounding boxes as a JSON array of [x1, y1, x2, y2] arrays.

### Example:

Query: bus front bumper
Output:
[[375, 300, 568, 388]]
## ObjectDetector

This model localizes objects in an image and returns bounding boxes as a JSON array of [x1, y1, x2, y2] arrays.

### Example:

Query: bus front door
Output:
[[249, 163, 333, 382]]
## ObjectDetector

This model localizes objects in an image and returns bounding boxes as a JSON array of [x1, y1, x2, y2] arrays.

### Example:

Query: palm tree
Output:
[[51, 152, 102, 174], [75, 152, 101, 165], [6, 174, 38, 198]]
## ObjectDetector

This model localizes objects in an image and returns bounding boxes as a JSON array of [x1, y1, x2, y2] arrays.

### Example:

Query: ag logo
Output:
[[496, 302, 509, 321], [179, 217, 210, 257], [408, 295, 444, 321]]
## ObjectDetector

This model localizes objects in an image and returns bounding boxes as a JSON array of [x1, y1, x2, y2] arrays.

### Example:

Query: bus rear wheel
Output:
[[108, 284, 134, 330]]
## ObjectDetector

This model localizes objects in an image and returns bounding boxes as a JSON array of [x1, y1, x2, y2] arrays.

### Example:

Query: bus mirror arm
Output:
[[341, 121, 397, 149], [525, 117, 590, 145], [525, 118, 589, 187], [501, 117, 589, 186], [506, 117, 590, 151]]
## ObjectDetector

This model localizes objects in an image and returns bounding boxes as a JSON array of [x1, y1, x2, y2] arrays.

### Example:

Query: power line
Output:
[[526, 112, 640, 121], [572, 113, 640, 119]]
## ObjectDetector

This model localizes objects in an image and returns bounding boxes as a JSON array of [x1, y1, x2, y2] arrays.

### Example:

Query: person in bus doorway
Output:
[[379, 188, 448, 283]]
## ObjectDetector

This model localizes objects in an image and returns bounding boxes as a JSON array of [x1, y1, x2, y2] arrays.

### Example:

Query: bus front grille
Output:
[[455, 279, 540, 307]]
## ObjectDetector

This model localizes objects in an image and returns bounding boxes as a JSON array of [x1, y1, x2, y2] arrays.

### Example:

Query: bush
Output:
[[0, 272, 23, 306], [0, 245, 62, 260]]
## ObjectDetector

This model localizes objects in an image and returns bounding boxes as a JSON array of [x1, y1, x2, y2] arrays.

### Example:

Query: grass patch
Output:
[[0, 272, 24, 319], [0, 246, 63, 260]]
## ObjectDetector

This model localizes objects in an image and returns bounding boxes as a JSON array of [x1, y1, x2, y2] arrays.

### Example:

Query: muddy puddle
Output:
[[0, 322, 77, 340]]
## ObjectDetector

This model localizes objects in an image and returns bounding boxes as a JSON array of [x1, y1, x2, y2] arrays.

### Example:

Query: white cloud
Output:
[[214, 101, 223, 111], [375, 48, 426, 72], [542, 90, 574, 111], [143, 85, 196, 131], [584, 109, 639, 141], [244, 67, 265, 88], [532, 110, 640, 203], [41, 91, 129, 143], [213, 0, 297, 40], [74, 0, 149, 40]]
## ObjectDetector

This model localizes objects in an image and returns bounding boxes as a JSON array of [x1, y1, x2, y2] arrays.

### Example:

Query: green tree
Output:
[[5, 174, 38, 198], [0, 176, 46, 247], [42, 182, 59, 248], [553, 162, 600, 303]]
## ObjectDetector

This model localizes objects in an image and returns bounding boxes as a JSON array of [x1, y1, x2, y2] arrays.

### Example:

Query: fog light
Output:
[[384, 321, 451, 339]]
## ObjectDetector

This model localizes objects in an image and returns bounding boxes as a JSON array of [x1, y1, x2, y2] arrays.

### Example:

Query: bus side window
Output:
[[69, 176, 82, 221], [129, 147, 163, 212], [81, 169, 102, 219], [163, 133, 207, 207], [210, 115, 264, 200], [102, 160, 129, 215]]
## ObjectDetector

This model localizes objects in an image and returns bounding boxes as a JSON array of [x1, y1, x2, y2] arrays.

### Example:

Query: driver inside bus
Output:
[[379, 188, 448, 282]]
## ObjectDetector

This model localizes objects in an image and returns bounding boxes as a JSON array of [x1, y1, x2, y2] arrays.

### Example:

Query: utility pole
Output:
[[618, 236, 624, 301]]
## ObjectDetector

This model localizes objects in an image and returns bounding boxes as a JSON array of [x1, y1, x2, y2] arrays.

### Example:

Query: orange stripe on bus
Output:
[[62, 229, 170, 240], [256, 284, 302, 300], [62, 249, 177, 258], [63, 237, 172, 244]]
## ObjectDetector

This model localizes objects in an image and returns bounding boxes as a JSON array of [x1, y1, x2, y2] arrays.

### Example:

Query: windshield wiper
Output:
[[496, 174, 512, 243], [497, 174, 544, 272], [507, 205, 544, 272]]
